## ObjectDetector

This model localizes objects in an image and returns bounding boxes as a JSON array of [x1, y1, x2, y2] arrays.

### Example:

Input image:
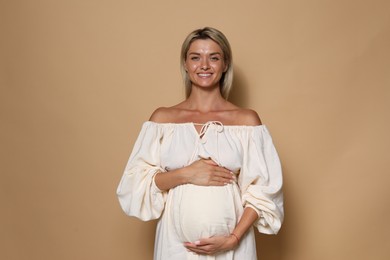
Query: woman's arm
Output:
[[184, 207, 258, 255], [154, 159, 235, 191]]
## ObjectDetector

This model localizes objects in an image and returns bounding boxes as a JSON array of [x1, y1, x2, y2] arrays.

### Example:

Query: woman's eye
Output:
[[210, 56, 220, 61], [191, 56, 200, 61]]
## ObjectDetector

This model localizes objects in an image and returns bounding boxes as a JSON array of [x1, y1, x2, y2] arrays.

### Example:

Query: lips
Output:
[[197, 73, 212, 77]]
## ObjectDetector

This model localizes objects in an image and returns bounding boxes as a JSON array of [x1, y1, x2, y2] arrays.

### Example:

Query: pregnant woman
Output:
[[117, 27, 284, 259]]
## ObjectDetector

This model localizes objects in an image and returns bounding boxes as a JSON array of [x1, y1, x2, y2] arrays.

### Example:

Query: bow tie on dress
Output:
[[197, 121, 224, 138], [190, 121, 224, 165]]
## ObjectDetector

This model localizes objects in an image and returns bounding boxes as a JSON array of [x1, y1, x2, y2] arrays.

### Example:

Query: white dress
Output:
[[117, 121, 284, 260]]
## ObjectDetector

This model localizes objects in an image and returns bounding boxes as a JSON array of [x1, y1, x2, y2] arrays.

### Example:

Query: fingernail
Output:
[[195, 240, 200, 245]]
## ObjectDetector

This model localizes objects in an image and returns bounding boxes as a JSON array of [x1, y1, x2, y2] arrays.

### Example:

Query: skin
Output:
[[150, 39, 262, 255]]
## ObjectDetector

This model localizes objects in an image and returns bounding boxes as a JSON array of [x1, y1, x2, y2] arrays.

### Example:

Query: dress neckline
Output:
[[146, 120, 264, 128], [146, 121, 266, 140], [193, 121, 224, 137]]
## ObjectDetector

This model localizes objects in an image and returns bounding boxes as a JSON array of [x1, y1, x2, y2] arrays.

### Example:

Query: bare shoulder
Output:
[[149, 107, 173, 123], [234, 108, 262, 126], [149, 106, 182, 123]]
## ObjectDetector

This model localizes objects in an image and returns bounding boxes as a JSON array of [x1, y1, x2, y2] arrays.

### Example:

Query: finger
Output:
[[186, 245, 213, 253], [213, 169, 234, 178], [213, 166, 234, 175], [223, 170, 236, 180], [184, 244, 213, 255], [184, 242, 195, 247], [209, 176, 232, 185], [212, 177, 231, 185], [184, 240, 211, 248], [184, 244, 198, 250], [213, 172, 235, 182], [209, 175, 234, 185], [194, 239, 213, 246], [188, 246, 215, 255], [203, 159, 218, 166], [185, 240, 217, 255]]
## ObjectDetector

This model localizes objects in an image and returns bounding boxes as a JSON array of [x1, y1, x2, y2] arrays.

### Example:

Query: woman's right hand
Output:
[[183, 159, 235, 186]]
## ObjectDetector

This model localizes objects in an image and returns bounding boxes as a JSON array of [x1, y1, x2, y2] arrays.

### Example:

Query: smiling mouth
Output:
[[197, 73, 212, 77]]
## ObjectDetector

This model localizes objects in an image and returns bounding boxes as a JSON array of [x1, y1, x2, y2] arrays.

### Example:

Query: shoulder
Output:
[[223, 101, 262, 126], [149, 107, 171, 123], [234, 108, 262, 126], [149, 106, 181, 123]]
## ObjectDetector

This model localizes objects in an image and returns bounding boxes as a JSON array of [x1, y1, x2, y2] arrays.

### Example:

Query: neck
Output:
[[186, 85, 226, 113]]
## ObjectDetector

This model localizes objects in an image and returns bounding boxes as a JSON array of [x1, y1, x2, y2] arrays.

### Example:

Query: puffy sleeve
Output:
[[116, 122, 167, 221], [239, 126, 284, 234]]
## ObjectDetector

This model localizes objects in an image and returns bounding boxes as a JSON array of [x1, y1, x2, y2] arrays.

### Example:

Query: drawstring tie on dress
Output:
[[189, 121, 224, 165], [198, 121, 224, 138]]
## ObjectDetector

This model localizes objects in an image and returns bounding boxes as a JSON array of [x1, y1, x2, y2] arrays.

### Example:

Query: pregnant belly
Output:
[[172, 184, 237, 242]]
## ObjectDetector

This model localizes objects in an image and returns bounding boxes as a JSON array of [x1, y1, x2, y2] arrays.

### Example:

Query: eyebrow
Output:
[[188, 52, 222, 56]]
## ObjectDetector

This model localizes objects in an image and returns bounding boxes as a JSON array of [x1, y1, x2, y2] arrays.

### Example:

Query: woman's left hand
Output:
[[184, 235, 238, 255]]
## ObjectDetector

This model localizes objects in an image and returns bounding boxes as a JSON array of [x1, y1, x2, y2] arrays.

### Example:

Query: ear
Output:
[[223, 63, 229, 72]]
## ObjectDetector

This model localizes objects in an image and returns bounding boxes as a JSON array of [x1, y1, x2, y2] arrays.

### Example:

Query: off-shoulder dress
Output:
[[117, 121, 284, 260]]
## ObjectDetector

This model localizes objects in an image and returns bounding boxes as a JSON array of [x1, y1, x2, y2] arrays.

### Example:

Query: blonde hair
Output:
[[180, 27, 233, 99]]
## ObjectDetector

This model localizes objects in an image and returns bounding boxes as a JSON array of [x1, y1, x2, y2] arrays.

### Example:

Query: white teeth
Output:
[[198, 74, 211, 77]]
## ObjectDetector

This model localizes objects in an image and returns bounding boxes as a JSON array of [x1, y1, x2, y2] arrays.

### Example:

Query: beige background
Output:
[[1, 0, 389, 259]]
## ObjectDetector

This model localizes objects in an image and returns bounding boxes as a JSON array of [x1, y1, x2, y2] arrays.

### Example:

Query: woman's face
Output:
[[185, 39, 227, 90]]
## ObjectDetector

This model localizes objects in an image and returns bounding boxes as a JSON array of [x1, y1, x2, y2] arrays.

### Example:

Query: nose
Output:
[[201, 59, 210, 70]]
